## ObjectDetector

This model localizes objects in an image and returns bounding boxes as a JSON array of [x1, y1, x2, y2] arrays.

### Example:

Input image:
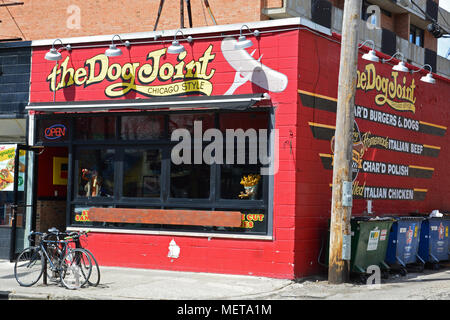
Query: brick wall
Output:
[[263, 0, 284, 8], [0, 0, 265, 41], [35, 200, 66, 233], [424, 29, 438, 52], [380, 11, 395, 34], [393, 13, 410, 41]]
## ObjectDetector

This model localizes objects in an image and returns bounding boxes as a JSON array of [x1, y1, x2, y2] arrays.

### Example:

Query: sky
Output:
[[438, 1, 450, 59]]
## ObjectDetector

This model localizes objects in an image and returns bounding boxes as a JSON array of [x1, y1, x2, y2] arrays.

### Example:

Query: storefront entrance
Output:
[[34, 146, 68, 236], [0, 144, 69, 261], [0, 144, 36, 260]]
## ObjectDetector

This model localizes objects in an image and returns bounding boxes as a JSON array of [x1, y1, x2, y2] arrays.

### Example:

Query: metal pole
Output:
[[180, 0, 184, 29], [186, 0, 193, 28], [203, 0, 217, 25], [9, 146, 20, 262], [153, 0, 165, 31], [0, 2, 24, 7], [328, 0, 362, 284]]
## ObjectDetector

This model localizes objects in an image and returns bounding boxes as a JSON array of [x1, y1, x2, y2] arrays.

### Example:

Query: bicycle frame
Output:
[[39, 238, 68, 272]]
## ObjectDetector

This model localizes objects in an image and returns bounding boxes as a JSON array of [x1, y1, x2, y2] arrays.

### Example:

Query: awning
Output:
[[0, 118, 27, 142], [26, 93, 271, 113]]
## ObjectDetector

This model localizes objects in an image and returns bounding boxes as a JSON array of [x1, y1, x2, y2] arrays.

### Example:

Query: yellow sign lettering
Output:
[[357, 63, 416, 113], [47, 45, 217, 98]]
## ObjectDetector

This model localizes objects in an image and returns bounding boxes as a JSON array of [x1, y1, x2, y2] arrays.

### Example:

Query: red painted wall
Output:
[[294, 29, 450, 276], [36, 147, 68, 198]]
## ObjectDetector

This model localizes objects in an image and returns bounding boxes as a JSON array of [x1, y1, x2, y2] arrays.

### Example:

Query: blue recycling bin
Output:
[[386, 217, 425, 272], [418, 217, 450, 265]]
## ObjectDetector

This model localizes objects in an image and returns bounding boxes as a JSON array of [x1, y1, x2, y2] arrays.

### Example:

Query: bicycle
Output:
[[46, 228, 100, 287], [14, 231, 93, 290], [59, 229, 101, 287]]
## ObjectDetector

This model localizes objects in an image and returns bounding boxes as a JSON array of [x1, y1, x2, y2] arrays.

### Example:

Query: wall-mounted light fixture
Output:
[[167, 29, 193, 54], [105, 34, 130, 57], [44, 39, 72, 61], [411, 64, 436, 84], [358, 40, 379, 62], [234, 24, 260, 50], [382, 51, 409, 72]]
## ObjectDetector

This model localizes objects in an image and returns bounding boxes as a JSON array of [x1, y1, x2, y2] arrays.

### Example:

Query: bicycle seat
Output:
[[48, 227, 60, 234]]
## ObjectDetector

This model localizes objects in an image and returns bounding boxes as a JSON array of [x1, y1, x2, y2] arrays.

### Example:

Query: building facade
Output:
[[0, 1, 449, 277], [24, 18, 450, 278]]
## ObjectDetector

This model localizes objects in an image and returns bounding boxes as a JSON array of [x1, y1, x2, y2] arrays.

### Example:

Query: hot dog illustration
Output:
[[221, 37, 288, 94], [0, 168, 14, 190]]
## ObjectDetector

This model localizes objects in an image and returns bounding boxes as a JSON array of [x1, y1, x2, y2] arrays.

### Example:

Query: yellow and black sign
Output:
[[47, 45, 216, 98]]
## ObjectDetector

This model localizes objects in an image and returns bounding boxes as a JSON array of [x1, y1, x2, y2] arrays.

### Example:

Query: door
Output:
[[8, 144, 37, 260]]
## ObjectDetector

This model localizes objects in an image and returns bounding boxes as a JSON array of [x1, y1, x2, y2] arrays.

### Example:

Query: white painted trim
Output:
[[26, 96, 269, 111], [31, 17, 330, 47], [66, 226, 274, 241]]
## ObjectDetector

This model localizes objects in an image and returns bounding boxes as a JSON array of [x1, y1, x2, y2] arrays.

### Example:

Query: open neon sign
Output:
[[44, 124, 67, 140]]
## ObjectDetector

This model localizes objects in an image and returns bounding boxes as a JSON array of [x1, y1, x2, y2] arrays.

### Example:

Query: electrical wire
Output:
[[438, 7, 449, 29], [63, 25, 340, 51], [410, 0, 434, 21], [410, 0, 449, 34]]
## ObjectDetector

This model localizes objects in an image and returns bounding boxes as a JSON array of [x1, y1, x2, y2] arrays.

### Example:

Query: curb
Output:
[[1, 290, 77, 300], [8, 292, 51, 300], [0, 291, 10, 300], [7, 291, 90, 300]]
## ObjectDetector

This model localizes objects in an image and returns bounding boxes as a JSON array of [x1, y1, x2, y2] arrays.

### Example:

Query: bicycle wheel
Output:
[[83, 248, 101, 287], [60, 248, 92, 290], [14, 247, 44, 287]]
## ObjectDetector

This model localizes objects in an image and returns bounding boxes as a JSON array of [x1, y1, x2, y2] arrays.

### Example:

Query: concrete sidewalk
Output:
[[1, 259, 450, 300], [0, 259, 292, 300]]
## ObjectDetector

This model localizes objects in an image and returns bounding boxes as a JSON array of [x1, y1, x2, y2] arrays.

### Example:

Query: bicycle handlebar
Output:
[[28, 229, 91, 242], [27, 231, 43, 241], [63, 230, 90, 241]]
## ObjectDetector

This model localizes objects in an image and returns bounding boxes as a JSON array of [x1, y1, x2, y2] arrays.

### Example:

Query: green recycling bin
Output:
[[350, 216, 395, 275]]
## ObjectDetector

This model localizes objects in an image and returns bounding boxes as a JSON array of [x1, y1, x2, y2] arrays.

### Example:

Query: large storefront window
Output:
[[35, 109, 272, 236], [169, 113, 215, 134], [123, 149, 161, 198], [170, 161, 210, 199], [75, 116, 116, 140], [121, 115, 165, 140], [77, 149, 115, 198]]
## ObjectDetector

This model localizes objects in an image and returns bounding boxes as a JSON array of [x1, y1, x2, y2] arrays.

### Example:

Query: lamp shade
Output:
[[234, 35, 253, 50], [45, 48, 62, 61], [392, 61, 409, 72], [167, 40, 185, 54], [105, 44, 123, 57], [362, 49, 379, 62], [420, 73, 435, 84]]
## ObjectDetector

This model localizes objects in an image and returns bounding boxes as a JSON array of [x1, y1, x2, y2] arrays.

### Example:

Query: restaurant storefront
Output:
[[26, 18, 450, 279]]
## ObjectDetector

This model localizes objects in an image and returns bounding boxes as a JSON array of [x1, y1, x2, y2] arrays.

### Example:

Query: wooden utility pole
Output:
[[328, 0, 362, 284]]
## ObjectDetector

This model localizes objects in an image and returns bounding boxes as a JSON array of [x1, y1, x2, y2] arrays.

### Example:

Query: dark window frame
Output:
[[409, 24, 424, 48], [34, 108, 273, 236]]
